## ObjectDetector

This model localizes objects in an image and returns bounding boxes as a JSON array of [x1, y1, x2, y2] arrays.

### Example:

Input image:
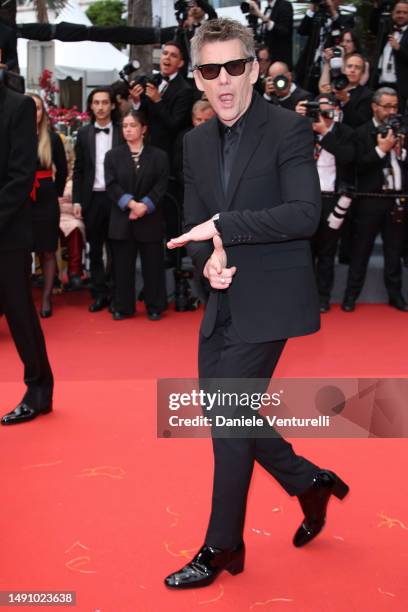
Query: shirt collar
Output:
[[94, 121, 112, 130]]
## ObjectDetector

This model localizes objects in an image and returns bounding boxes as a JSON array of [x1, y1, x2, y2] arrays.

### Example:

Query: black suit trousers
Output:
[[111, 239, 167, 315], [311, 195, 342, 299], [199, 293, 320, 549], [84, 192, 112, 298], [0, 249, 53, 409], [345, 197, 406, 299]]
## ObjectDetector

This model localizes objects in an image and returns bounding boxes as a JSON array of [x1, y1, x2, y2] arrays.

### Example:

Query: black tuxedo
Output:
[[183, 93, 322, 548], [104, 143, 169, 315], [369, 9, 408, 109], [345, 119, 408, 301], [311, 122, 356, 300], [0, 20, 18, 70], [73, 122, 123, 299], [296, 11, 354, 93], [266, 84, 313, 111], [141, 73, 193, 166], [340, 85, 373, 129], [262, 0, 293, 68], [0, 86, 53, 411]]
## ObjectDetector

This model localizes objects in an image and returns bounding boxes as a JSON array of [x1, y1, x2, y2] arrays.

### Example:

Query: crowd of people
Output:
[[2, 0, 408, 318]]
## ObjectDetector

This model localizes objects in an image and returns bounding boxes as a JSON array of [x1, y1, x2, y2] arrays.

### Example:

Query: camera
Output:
[[240, 1, 260, 31], [327, 187, 354, 230], [375, 114, 406, 138], [119, 61, 141, 90], [133, 73, 163, 90], [272, 74, 289, 92], [174, 0, 191, 23], [0, 69, 25, 94], [304, 101, 321, 121]]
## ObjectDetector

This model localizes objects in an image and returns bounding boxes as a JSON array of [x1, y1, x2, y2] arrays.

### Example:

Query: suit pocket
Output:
[[261, 248, 309, 270]]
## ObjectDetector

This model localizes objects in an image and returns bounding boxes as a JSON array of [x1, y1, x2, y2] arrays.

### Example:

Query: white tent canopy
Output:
[[18, 0, 129, 86]]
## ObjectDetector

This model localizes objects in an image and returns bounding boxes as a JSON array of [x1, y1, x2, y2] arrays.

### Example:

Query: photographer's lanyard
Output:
[[378, 28, 405, 83], [382, 151, 402, 192], [313, 17, 333, 65]]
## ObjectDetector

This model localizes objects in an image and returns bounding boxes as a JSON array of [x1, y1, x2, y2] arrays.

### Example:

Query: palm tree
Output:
[[0, 1, 67, 26], [128, 0, 153, 72]]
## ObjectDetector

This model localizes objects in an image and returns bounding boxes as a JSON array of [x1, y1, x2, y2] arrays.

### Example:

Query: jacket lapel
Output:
[[88, 124, 96, 168], [225, 94, 269, 210]]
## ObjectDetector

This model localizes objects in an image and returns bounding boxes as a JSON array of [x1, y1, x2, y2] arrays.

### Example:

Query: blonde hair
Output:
[[28, 93, 52, 169]]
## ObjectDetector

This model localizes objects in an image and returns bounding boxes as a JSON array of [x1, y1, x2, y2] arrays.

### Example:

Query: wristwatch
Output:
[[212, 213, 222, 236]]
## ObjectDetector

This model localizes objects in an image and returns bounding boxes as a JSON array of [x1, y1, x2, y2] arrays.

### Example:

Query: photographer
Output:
[[302, 93, 356, 312], [331, 53, 373, 129], [175, 1, 218, 77], [129, 42, 193, 167], [319, 30, 370, 92], [342, 87, 408, 312], [264, 62, 313, 111], [370, 0, 408, 112], [296, 0, 355, 94], [247, 0, 294, 68]]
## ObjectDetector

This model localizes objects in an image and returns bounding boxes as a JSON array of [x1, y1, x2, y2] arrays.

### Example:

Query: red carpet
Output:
[[1, 292, 407, 611]]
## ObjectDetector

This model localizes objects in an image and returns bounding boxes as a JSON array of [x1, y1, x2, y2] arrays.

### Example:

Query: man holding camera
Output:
[[370, 0, 408, 112], [297, 93, 356, 312], [342, 87, 408, 312], [247, 0, 293, 68], [264, 61, 313, 110], [332, 53, 373, 129], [296, 0, 355, 94]]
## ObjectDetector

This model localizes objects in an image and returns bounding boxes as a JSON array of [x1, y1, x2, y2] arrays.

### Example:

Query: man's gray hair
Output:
[[190, 18, 256, 68], [373, 87, 398, 104]]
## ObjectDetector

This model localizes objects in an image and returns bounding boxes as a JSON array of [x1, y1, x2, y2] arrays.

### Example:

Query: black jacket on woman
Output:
[[104, 143, 169, 242]]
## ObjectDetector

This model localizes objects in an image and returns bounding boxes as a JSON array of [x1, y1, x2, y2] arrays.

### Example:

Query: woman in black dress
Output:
[[104, 110, 169, 320], [28, 93, 67, 317]]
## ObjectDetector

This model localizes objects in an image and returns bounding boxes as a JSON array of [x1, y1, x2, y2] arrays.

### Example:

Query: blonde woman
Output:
[[28, 93, 67, 317]]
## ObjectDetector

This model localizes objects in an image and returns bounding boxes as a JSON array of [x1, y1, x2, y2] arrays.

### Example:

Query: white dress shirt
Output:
[[93, 122, 113, 191]]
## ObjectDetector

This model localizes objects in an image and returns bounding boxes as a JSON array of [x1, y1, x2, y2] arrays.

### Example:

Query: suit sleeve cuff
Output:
[[118, 193, 134, 210], [375, 146, 386, 159], [141, 196, 156, 214], [266, 20, 275, 31]]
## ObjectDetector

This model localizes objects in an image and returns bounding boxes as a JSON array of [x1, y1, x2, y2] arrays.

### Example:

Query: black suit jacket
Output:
[[369, 9, 408, 99], [104, 143, 169, 242], [0, 86, 37, 251], [263, 0, 293, 68], [319, 122, 356, 189], [266, 85, 313, 111], [72, 122, 123, 211], [0, 20, 18, 70], [341, 85, 373, 129], [141, 73, 193, 164], [184, 93, 321, 342], [354, 120, 408, 194]]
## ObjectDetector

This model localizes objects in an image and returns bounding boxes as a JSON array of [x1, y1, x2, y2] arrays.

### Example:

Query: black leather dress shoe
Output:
[[389, 296, 408, 311], [319, 299, 330, 313], [148, 311, 162, 321], [164, 542, 245, 589], [1, 402, 53, 426], [112, 311, 133, 321], [89, 297, 109, 312], [293, 470, 349, 548], [65, 275, 83, 291], [341, 297, 356, 312]]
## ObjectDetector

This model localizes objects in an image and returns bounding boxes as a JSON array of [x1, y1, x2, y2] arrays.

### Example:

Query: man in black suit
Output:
[[164, 18, 349, 589], [73, 87, 123, 312], [342, 87, 408, 312], [296, 0, 354, 94], [248, 0, 293, 68], [263, 61, 313, 111], [333, 53, 373, 129], [0, 18, 17, 71], [370, 0, 408, 112], [0, 84, 54, 425]]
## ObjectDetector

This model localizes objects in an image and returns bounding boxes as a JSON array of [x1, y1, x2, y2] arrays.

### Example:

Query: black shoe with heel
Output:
[[293, 470, 349, 548], [164, 542, 245, 589]]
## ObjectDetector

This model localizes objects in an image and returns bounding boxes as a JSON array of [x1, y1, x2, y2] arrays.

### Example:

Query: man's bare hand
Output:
[[167, 218, 218, 249], [203, 235, 237, 290], [146, 83, 161, 103], [129, 83, 144, 104], [73, 203, 82, 219]]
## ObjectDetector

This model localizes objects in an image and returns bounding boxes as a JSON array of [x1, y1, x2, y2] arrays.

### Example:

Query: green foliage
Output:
[[86, 0, 127, 49]]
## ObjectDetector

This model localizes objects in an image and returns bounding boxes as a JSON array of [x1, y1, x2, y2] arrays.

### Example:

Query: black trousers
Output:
[[0, 249, 53, 410], [345, 197, 406, 299], [311, 195, 342, 300], [110, 239, 167, 315], [84, 192, 112, 298], [199, 293, 320, 550]]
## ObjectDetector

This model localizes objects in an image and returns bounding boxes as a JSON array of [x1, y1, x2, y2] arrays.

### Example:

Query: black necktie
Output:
[[222, 128, 240, 193], [95, 127, 110, 134]]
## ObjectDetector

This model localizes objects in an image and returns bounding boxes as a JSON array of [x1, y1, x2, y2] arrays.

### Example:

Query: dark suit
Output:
[[104, 143, 169, 314], [345, 119, 407, 301], [266, 84, 313, 111], [0, 20, 18, 70], [0, 85, 53, 411], [262, 0, 293, 68], [73, 122, 123, 298], [340, 85, 373, 129], [184, 93, 322, 548]]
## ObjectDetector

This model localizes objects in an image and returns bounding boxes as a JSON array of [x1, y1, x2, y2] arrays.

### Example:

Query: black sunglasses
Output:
[[194, 57, 255, 80]]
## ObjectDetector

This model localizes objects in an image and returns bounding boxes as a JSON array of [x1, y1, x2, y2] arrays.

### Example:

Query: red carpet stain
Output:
[[23, 459, 63, 469], [79, 466, 126, 479], [333, 535, 345, 541], [271, 507, 283, 513], [378, 588, 396, 597], [250, 528, 272, 536], [65, 556, 97, 574], [166, 506, 181, 528], [377, 511, 408, 530], [198, 583, 224, 605], [163, 541, 196, 559], [65, 541, 90, 553], [250, 599, 294, 608]]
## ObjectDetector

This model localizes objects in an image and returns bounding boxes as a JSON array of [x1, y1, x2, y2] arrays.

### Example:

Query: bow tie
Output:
[[393, 26, 402, 33], [95, 127, 110, 134]]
